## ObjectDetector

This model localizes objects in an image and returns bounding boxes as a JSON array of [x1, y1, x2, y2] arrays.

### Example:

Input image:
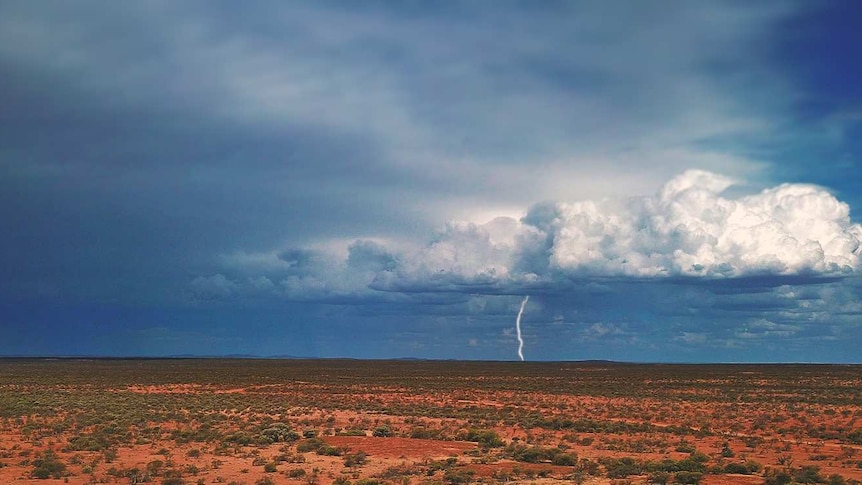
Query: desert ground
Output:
[[0, 359, 860, 485]]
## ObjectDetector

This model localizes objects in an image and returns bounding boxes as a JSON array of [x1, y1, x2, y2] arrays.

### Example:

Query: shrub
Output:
[[648, 471, 670, 485], [147, 460, 165, 477], [296, 438, 325, 453], [793, 465, 824, 484], [443, 468, 474, 485], [344, 452, 367, 467], [224, 432, 254, 446], [317, 445, 343, 456], [67, 434, 110, 451], [688, 452, 709, 464], [552, 453, 578, 466], [763, 468, 792, 485], [288, 468, 307, 478], [263, 462, 277, 473], [828, 475, 847, 485], [673, 471, 702, 484], [511, 445, 546, 463], [31, 451, 66, 479], [463, 429, 504, 448], [723, 463, 748, 474], [601, 457, 642, 478], [578, 458, 600, 476], [507, 444, 568, 464], [675, 442, 696, 453], [372, 425, 392, 437], [261, 423, 300, 443], [744, 460, 763, 473]]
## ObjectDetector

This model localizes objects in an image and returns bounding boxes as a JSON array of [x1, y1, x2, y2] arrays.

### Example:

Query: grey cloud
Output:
[[0, 2, 808, 308], [188, 274, 238, 301], [212, 171, 861, 306], [347, 241, 399, 272], [0, 1, 797, 205]]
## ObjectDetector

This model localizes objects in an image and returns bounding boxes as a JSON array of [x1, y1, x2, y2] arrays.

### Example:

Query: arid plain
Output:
[[0, 359, 860, 485]]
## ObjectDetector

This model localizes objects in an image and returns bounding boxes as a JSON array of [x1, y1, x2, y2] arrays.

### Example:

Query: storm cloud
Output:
[[212, 170, 860, 298]]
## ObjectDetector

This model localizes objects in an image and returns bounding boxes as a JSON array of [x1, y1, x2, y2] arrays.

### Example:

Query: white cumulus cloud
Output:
[[203, 170, 862, 300], [544, 170, 862, 279]]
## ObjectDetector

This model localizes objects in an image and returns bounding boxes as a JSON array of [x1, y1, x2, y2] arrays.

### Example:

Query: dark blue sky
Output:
[[2, 1, 861, 361]]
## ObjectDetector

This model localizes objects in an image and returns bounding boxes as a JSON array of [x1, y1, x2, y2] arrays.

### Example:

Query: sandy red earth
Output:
[[0, 359, 860, 485]]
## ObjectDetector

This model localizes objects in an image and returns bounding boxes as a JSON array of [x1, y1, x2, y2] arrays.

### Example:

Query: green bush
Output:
[[793, 465, 823, 484], [296, 438, 325, 453], [675, 442, 696, 453], [552, 453, 578, 466], [507, 443, 570, 464], [827, 474, 847, 485], [67, 434, 110, 451], [674, 457, 706, 473], [261, 423, 300, 443], [147, 460, 165, 477], [673, 471, 702, 484], [723, 463, 749, 474], [287, 468, 306, 478], [601, 457, 642, 478], [31, 451, 66, 479], [463, 429, 504, 448], [443, 468, 474, 485], [318, 445, 343, 456], [224, 432, 255, 446], [648, 471, 671, 485], [763, 468, 792, 485], [344, 452, 368, 467]]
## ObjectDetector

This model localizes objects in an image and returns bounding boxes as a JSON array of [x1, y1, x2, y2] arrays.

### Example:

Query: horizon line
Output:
[[0, 355, 859, 365]]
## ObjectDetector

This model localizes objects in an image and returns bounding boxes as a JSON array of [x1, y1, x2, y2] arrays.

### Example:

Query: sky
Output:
[[2, 1, 862, 362]]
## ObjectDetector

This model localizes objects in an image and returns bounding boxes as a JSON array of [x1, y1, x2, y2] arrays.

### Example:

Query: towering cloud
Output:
[[205, 171, 862, 301], [544, 170, 861, 279]]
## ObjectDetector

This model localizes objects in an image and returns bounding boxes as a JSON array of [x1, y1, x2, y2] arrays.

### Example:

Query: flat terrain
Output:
[[0, 359, 860, 485]]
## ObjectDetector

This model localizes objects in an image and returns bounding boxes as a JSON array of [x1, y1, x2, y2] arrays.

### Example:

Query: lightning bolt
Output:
[[515, 295, 529, 361]]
